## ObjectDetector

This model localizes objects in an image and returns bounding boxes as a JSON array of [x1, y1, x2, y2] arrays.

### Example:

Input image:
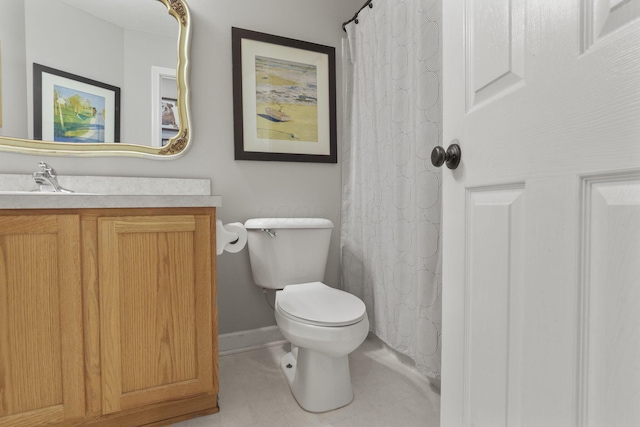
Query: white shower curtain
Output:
[[341, 0, 442, 378]]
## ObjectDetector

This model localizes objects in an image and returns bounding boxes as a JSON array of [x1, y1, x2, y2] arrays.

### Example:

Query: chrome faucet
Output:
[[32, 162, 73, 193]]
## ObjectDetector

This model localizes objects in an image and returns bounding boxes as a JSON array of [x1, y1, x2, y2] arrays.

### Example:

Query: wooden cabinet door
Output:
[[0, 215, 84, 426], [98, 214, 215, 415]]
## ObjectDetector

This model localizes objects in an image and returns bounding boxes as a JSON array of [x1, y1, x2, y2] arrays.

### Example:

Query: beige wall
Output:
[[0, 0, 363, 334]]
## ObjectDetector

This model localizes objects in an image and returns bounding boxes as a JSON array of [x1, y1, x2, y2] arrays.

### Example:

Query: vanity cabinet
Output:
[[96, 213, 216, 417], [0, 215, 85, 426], [0, 207, 218, 427]]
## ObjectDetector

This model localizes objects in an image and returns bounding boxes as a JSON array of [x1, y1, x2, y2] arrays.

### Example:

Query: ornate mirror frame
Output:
[[0, 0, 192, 159]]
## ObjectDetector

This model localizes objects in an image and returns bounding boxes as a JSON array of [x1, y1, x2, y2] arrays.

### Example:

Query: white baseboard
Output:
[[218, 325, 287, 356]]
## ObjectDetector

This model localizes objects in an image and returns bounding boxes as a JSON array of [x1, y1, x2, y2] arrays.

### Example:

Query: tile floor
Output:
[[174, 336, 440, 427]]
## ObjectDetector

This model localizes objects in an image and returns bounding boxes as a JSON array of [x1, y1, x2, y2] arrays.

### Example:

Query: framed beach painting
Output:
[[33, 63, 120, 143], [232, 27, 337, 163]]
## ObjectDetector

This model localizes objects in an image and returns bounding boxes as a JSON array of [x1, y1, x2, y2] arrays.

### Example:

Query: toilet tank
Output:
[[244, 218, 333, 289]]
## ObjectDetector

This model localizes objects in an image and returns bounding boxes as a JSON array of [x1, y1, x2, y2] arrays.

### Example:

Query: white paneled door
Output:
[[441, 1, 640, 426]]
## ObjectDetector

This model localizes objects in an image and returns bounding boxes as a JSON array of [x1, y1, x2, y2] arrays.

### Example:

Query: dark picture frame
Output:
[[33, 63, 120, 143], [232, 27, 337, 163]]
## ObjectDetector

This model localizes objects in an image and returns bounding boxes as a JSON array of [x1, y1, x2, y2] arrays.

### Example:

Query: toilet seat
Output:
[[276, 282, 366, 327]]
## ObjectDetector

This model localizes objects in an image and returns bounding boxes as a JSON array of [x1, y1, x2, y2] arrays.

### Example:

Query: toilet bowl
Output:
[[244, 218, 369, 413], [275, 282, 369, 412]]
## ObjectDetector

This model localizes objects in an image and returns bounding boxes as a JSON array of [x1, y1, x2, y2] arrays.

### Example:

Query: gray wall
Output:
[[24, 0, 125, 140], [0, 0, 27, 138], [122, 30, 177, 146], [0, 0, 363, 334]]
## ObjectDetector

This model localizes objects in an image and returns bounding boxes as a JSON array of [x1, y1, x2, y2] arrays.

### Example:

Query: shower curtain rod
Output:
[[342, 0, 373, 32]]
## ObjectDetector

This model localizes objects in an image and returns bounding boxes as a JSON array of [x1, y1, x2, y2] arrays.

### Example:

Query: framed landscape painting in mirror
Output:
[[33, 63, 121, 144]]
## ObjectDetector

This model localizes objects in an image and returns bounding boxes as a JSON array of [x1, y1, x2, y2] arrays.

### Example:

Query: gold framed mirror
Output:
[[0, 0, 191, 159]]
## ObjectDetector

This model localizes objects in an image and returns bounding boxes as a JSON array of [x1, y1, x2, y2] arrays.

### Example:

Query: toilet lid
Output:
[[276, 282, 367, 327]]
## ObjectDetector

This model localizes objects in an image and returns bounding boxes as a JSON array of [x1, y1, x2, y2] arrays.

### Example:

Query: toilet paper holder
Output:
[[216, 220, 247, 255]]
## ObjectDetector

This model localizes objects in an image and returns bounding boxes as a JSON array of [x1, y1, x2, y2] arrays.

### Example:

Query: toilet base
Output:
[[280, 347, 354, 413]]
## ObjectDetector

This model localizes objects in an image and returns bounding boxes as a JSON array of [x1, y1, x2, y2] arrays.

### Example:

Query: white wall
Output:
[[0, 0, 363, 335], [24, 0, 125, 140], [0, 0, 28, 138], [122, 30, 176, 146]]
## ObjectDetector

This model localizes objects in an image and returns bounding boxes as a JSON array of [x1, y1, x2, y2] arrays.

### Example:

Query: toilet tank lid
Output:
[[244, 218, 334, 229]]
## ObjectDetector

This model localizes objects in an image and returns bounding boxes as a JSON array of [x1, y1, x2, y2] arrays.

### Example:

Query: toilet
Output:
[[244, 218, 369, 413]]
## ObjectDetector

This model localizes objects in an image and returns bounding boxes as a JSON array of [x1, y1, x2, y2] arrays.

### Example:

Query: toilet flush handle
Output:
[[261, 228, 277, 238]]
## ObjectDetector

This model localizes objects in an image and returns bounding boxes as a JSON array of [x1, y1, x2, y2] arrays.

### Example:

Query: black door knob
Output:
[[431, 141, 461, 170]]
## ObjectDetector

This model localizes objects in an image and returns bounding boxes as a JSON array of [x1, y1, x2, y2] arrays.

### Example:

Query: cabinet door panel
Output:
[[0, 215, 84, 426], [99, 215, 213, 415]]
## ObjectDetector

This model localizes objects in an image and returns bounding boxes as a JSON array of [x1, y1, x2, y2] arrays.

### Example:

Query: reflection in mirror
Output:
[[0, 0, 191, 158]]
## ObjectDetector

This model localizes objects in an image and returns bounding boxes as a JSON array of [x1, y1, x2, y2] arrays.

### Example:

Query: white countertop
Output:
[[0, 194, 222, 210], [0, 174, 222, 209]]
